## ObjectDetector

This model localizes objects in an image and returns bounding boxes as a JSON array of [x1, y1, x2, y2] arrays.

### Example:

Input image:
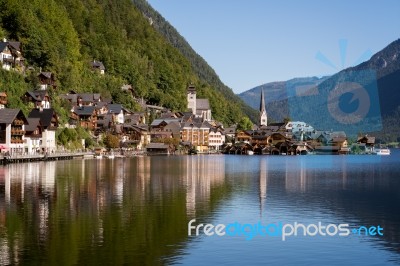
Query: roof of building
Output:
[[108, 104, 123, 114], [78, 93, 101, 102], [91, 60, 105, 70], [25, 118, 41, 132], [0, 42, 9, 52], [357, 135, 375, 144], [7, 41, 21, 51], [181, 121, 211, 129], [187, 84, 196, 92], [196, 99, 210, 110], [150, 118, 180, 127], [73, 106, 96, 116], [28, 108, 57, 128], [38, 72, 52, 79], [25, 90, 49, 101], [61, 94, 78, 102], [0, 108, 26, 124]]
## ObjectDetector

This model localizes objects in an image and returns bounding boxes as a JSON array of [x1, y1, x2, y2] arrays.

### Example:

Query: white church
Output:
[[187, 84, 212, 121]]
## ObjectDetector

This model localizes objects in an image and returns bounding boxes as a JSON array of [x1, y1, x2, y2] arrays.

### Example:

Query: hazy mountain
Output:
[[238, 76, 329, 109], [239, 39, 400, 140]]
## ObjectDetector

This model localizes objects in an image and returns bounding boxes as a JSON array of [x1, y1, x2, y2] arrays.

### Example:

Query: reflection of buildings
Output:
[[284, 158, 307, 192], [0, 157, 227, 264], [259, 158, 268, 217], [184, 156, 225, 216], [0, 162, 56, 264]]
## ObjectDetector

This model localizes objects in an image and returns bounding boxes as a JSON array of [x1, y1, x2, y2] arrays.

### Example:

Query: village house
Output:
[[96, 113, 112, 132], [0, 39, 24, 71], [22, 90, 51, 109], [28, 108, 59, 153], [38, 72, 56, 90], [208, 128, 225, 151], [224, 125, 237, 140], [311, 131, 349, 154], [164, 121, 182, 140], [108, 104, 129, 124], [24, 117, 42, 154], [357, 135, 376, 153], [70, 106, 97, 130], [0, 108, 28, 154], [236, 130, 252, 143], [90, 60, 105, 75], [124, 113, 146, 125], [121, 124, 150, 150], [61, 92, 106, 107], [249, 131, 271, 146]]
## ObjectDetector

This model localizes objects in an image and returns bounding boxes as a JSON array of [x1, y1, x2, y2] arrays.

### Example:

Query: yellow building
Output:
[[181, 122, 211, 152]]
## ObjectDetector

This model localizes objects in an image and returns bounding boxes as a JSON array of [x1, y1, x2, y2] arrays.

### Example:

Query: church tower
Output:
[[259, 88, 268, 126], [187, 84, 196, 115]]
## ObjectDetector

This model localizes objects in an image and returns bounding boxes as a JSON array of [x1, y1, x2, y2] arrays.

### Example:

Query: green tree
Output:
[[237, 116, 253, 130]]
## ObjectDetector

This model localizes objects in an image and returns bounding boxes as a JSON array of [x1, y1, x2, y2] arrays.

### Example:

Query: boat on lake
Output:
[[373, 148, 391, 155]]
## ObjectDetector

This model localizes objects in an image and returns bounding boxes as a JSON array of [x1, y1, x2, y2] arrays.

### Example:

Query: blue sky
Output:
[[147, 0, 400, 94]]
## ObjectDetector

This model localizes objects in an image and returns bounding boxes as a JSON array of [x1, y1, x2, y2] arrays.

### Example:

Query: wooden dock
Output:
[[0, 152, 95, 165]]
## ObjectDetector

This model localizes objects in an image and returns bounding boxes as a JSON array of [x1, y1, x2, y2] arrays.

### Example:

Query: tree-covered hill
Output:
[[131, 0, 258, 122], [0, 0, 256, 125]]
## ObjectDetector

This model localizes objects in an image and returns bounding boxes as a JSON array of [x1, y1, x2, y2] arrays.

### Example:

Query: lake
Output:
[[0, 151, 400, 265]]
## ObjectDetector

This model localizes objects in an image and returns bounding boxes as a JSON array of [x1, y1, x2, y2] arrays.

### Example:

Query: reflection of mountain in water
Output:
[[0, 157, 229, 265]]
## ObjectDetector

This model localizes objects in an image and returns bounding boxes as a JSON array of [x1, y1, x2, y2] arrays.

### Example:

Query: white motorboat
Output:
[[373, 148, 391, 155]]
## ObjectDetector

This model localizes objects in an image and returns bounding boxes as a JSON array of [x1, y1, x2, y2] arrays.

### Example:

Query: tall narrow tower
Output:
[[259, 88, 268, 126], [187, 84, 196, 115]]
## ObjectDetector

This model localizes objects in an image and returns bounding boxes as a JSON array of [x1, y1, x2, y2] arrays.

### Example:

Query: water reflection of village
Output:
[[0, 156, 399, 264], [0, 156, 226, 265]]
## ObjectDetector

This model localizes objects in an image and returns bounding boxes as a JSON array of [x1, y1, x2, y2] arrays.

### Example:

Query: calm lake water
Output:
[[0, 151, 400, 265]]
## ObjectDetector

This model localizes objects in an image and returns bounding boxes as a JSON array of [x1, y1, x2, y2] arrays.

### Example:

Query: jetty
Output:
[[0, 152, 94, 165]]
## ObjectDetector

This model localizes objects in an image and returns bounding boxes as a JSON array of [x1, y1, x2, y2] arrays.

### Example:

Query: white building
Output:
[[187, 85, 212, 121], [208, 129, 225, 150], [0, 109, 27, 154], [286, 121, 314, 133], [259, 89, 268, 126], [27, 108, 59, 153], [0, 39, 23, 71]]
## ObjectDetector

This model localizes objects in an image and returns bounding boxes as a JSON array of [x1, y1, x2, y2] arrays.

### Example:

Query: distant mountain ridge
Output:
[[239, 39, 400, 141], [238, 76, 329, 109]]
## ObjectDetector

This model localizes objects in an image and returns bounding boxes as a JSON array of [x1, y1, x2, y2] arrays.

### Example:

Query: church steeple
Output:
[[259, 89, 267, 126]]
